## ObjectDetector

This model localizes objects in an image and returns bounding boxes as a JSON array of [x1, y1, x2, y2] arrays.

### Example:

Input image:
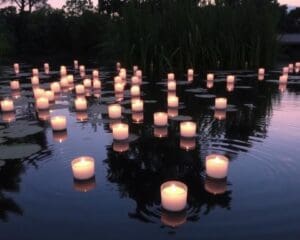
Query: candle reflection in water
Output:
[[154, 126, 168, 138], [279, 82, 287, 93], [2, 111, 16, 123], [113, 141, 130, 153], [73, 178, 96, 193], [180, 137, 196, 151], [38, 110, 50, 121], [207, 80, 214, 89], [214, 110, 226, 120], [132, 112, 144, 123], [227, 82, 234, 92], [53, 130, 68, 143], [205, 178, 227, 195], [161, 209, 187, 228], [76, 111, 88, 122], [168, 108, 178, 118]]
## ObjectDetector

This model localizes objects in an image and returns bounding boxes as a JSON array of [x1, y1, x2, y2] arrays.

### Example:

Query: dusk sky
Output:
[[47, 0, 300, 8]]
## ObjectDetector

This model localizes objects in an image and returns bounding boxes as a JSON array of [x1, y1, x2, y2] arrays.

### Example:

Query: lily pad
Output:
[[0, 144, 41, 160], [170, 115, 193, 121], [0, 121, 43, 138]]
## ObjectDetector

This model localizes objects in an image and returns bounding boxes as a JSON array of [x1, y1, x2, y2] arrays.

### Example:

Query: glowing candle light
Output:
[[135, 70, 142, 79], [187, 69, 194, 76], [258, 75, 264, 81], [53, 130, 68, 143], [43, 63, 49, 73], [60, 66, 67, 77], [258, 68, 265, 75], [215, 98, 227, 110], [154, 112, 168, 126], [32, 68, 39, 76], [71, 156, 95, 181], [227, 82, 234, 92], [282, 67, 289, 75], [51, 116, 67, 131], [133, 65, 138, 73], [36, 97, 49, 110], [33, 88, 45, 99], [45, 90, 55, 102], [75, 97, 87, 111], [116, 62, 121, 70], [1, 99, 14, 112], [60, 77, 69, 88], [13, 63, 19, 74], [214, 110, 226, 121], [131, 99, 144, 112], [227, 75, 235, 84], [10, 80, 20, 90], [296, 62, 300, 68], [113, 141, 129, 153], [73, 178, 96, 192], [112, 123, 129, 141], [288, 63, 294, 73], [51, 82, 61, 93], [108, 104, 122, 119], [168, 73, 175, 81], [83, 79, 92, 88], [74, 60, 79, 69], [114, 82, 125, 93], [67, 75, 74, 84], [79, 65, 85, 73], [207, 73, 214, 81], [130, 85, 141, 97], [279, 83, 287, 93], [93, 79, 101, 89], [180, 121, 196, 138], [206, 154, 229, 179], [279, 75, 288, 84], [114, 76, 122, 84], [168, 95, 179, 108], [92, 70, 99, 79], [119, 68, 126, 80], [31, 76, 39, 85], [154, 126, 168, 138], [207, 80, 214, 89], [168, 81, 176, 91], [161, 181, 188, 212], [180, 137, 196, 151], [131, 76, 141, 85]]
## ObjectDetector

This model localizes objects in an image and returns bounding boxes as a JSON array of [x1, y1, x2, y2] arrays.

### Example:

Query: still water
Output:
[[0, 63, 300, 240]]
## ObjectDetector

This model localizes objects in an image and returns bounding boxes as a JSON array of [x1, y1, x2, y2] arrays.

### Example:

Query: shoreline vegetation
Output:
[[0, 0, 298, 73]]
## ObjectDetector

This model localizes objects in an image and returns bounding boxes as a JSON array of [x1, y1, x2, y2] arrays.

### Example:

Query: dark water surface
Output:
[[0, 63, 300, 240]]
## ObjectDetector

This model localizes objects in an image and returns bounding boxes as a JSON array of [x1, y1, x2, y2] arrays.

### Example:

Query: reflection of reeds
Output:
[[110, 0, 280, 73]]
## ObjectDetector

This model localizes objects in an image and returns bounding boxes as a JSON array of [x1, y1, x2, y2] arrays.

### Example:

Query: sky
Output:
[[47, 0, 300, 8]]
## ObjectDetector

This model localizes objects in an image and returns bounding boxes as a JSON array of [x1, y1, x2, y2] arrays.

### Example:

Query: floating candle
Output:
[[67, 75, 74, 84], [133, 65, 138, 73], [130, 85, 141, 97], [33, 88, 45, 99], [51, 82, 61, 93], [31, 76, 39, 85], [79, 65, 85, 73], [71, 156, 95, 180], [112, 123, 129, 141], [215, 98, 227, 110], [288, 63, 294, 72], [60, 77, 69, 88], [74, 60, 79, 69], [131, 99, 144, 112], [187, 69, 194, 76], [114, 82, 125, 93], [206, 154, 229, 179], [168, 73, 175, 81], [131, 76, 141, 85], [168, 96, 179, 108], [75, 97, 87, 111], [258, 75, 264, 81], [51, 116, 67, 131], [180, 121, 196, 138], [92, 70, 99, 78], [282, 67, 289, 75], [154, 112, 168, 126], [45, 90, 55, 102], [36, 97, 49, 110], [93, 79, 101, 89], [119, 68, 126, 80], [1, 99, 14, 112], [83, 79, 92, 88], [114, 76, 122, 84], [258, 68, 265, 75], [13, 63, 19, 74], [279, 75, 288, 84], [168, 81, 176, 91], [108, 104, 122, 119], [207, 73, 214, 81], [32, 68, 39, 76], [227, 75, 235, 84], [161, 181, 188, 212], [10, 80, 20, 90], [75, 84, 85, 95], [60, 66, 67, 76], [44, 63, 50, 73], [135, 70, 142, 79]]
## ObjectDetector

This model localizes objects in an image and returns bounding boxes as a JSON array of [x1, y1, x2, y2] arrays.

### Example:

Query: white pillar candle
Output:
[[71, 156, 95, 180], [79, 65, 85, 72], [132, 112, 144, 123], [60, 77, 69, 88], [206, 154, 229, 179], [227, 82, 234, 92], [180, 137, 196, 151], [168, 96, 179, 108], [83, 79, 92, 88], [114, 82, 125, 93], [2, 112, 16, 123], [75, 97, 87, 111], [207, 73, 214, 81], [258, 68, 265, 75], [131, 76, 141, 85], [282, 67, 289, 75], [168, 81, 176, 91], [74, 60, 79, 69], [180, 121, 196, 138], [114, 76, 122, 84], [288, 63, 294, 72], [154, 112, 168, 126], [207, 80, 214, 89], [51, 82, 61, 93], [80, 70, 86, 78], [32, 68, 39, 76], [215, 98, 227, 110], [1, 99, 14, 112], [130, 85, 140, 97], [279, 75, 288, 84], [168, 73, 175, 81], [131, 99, 144, 112], [45, 90, 55, 102], [10, 80, 20, 90], [93, 79, 101, 89], [13, 63, 19, 74], [135, 70, 142, 79], [227, 75, 235, 84], [36, 97, 49, 110], [154, 127, 168, 138], [119, 70, 126, 80], [187, 69, 194, 76], [112, 123, 129, 141], [116, 62, 121, 70], [31, 76, 39, 85], [108, 104, 122, 119], [44, 63, 50, 73], [161, 181, 188, 212], [51, 116, 67, 131], [67, 75, 74, 84], [214, 110, 226, 120], [92, 70, 99, 78], [33, 88, 45, 99], [60, 66, 67, 77]]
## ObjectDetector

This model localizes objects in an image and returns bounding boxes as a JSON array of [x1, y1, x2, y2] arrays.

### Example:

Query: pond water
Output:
[[0, 63, 300, 240]]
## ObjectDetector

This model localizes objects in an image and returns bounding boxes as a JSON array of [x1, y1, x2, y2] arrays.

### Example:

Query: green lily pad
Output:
[[0, 144, 41, 160], [0, 121, 43, 139]]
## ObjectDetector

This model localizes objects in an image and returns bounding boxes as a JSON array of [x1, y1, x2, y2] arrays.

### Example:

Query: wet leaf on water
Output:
[[0, 121, 43, 138], [170, 115, 193, 121], [0, 137, 7, 144], [89, 104, 108, 114], [0, 144, 41, 160]]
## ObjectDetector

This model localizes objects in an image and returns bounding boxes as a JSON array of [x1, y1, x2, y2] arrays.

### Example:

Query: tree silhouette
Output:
[[0, 0, 48, 13], [63, 0, 94, 16]]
